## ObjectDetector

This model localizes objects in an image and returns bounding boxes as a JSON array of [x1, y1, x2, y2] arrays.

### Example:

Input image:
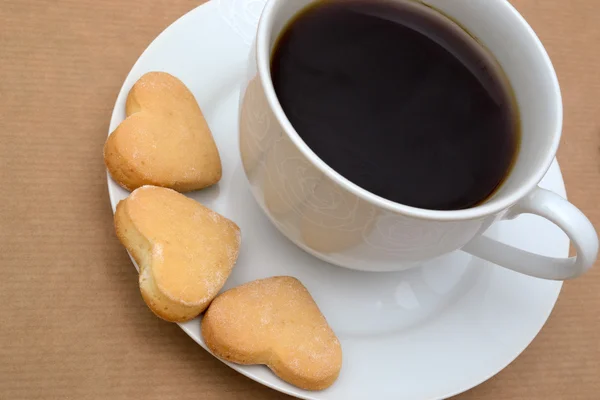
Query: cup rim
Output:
[[255, 0, 563, 221]]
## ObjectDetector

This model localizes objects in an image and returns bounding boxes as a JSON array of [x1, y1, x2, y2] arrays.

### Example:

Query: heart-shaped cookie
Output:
[[104, 72, 222, 192], [202, 276, 342, 390], [114, 185, 240, 322]]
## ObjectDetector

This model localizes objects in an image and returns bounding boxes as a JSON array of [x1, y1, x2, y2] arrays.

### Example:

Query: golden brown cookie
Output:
[[104, 71, 222, 192], [114, 185, 240, 322], [202, 276, 342, 391]]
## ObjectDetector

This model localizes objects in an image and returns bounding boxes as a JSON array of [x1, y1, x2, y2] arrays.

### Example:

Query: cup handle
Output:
[[462, 187, 598, 280]]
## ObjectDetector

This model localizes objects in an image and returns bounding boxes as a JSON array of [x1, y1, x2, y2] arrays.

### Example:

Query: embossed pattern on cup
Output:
[[239, 52, 494, 271]]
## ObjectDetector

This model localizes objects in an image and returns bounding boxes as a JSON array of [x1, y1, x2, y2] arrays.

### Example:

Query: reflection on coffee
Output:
[[271, 0, 519, 211]]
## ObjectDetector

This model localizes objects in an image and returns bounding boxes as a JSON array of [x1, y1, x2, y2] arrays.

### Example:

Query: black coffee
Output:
[[270, 0, 519, 211]]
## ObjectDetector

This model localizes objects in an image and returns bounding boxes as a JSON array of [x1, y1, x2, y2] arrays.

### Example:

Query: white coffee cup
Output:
[[239, 0, 598, 279]]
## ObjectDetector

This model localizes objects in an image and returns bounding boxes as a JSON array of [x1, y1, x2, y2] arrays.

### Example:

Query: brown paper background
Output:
[[0, 0, 598, 399]]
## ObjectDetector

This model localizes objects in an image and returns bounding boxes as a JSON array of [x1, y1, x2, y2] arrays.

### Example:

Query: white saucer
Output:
[[107, 1, 566, 399]]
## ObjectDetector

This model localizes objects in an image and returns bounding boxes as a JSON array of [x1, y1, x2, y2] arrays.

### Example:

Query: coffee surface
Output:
[[271, 0, 519, 210]]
